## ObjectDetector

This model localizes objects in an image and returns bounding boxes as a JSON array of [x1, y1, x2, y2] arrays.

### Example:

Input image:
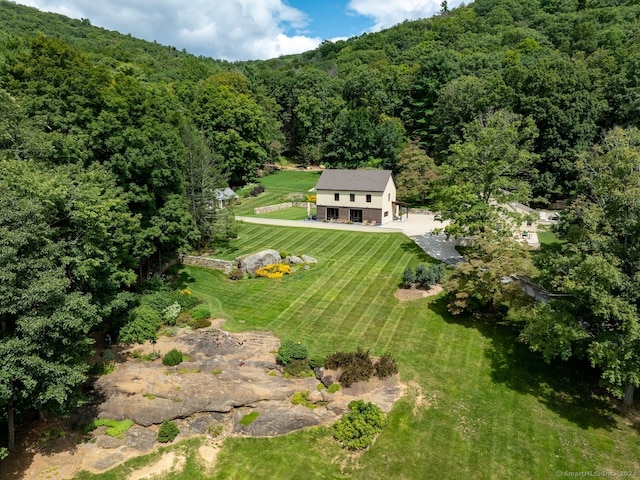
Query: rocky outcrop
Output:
[[237, 249, 281, 274], [94, 327, 403, 435]]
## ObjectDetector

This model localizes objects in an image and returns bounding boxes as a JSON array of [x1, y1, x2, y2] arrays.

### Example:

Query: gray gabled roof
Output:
[[315, 169, 393, 192], [214, 187, 238, 201]]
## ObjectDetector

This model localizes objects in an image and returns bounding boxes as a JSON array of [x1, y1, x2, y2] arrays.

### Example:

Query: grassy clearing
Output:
[[87, 223, 640, 479], [234, 170, 320, 216]]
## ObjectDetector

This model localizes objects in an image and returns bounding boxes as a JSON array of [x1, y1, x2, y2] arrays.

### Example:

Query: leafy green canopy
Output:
[[513, 127, 640, 403]]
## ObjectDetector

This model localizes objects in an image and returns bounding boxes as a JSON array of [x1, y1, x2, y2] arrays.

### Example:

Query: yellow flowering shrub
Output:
[[306, 194, 317, 203], [256, 263, 292, 279], [180, 288, 192, 296]]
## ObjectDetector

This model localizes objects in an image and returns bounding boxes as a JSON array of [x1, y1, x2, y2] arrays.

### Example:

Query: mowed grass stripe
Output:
[[347, 236, 411, 345], [298, 235, 393, 337], [264, 232, 376, 332]]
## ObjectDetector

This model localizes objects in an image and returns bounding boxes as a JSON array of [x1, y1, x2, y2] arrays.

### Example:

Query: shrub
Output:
[[279, 250, 289, 259], [414, 264, 429, 287], [193, 318, 212, 329], [401, 267, 416, 288], [118, 304, 161, 345], [190, 304, 210, 322], [162, 349, 183, 367], [374, 353, 399, 379], [415, 263, 447, 288], [430, 263, 446, 283], [309, 355, 325, 369], [327, 383, 340, 394], [250, 184, 265, 196], [276, 340, 308, 365], [162, 302, 181, 325], [284, 359, 314, 377], [291, 391, 317, 409], [157, 420, 179, 443], [228, 269, 244, 281], [333, 400, 386, 450], [256, 263, 292, 279]]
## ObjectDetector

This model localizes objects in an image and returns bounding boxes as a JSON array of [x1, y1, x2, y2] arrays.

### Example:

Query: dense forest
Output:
[[1, 0, 640, 453]]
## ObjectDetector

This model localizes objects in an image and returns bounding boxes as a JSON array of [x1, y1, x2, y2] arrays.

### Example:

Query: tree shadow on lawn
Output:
[[429, 296, 618, 431], [400, 240, 439, 263]]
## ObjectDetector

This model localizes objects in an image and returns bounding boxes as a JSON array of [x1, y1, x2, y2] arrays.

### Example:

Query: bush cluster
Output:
[[308, 355, 325, 369], [118, 304, 161, 345], [276, 340, 308, 365], [284, 359, 314, 377], [162, 348, 183, 366], [117, 288, 202, 346], [402, 263, 446, 288], [332, 400, 386, 450], [192, 318, 211, 329], [157, 420, 179, 443], [256, 263, 292, 279], [251, 184, 265, 196], [325, 349, 399, 388]]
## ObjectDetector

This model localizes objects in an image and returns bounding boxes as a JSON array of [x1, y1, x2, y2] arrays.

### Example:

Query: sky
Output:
[[15, 0, 465, 62]]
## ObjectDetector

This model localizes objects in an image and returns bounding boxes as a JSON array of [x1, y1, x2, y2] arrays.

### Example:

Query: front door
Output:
[[350, 209, 363, 223]]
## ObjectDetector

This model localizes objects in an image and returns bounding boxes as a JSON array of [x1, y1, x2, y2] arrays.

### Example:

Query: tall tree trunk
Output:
[[623, 383, 635, 408], [8, 400, 14, 450]]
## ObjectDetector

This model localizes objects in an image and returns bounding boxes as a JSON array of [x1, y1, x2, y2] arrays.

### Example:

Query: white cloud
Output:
[[16, 0, 322, 61], [347, 0, 460, 31]]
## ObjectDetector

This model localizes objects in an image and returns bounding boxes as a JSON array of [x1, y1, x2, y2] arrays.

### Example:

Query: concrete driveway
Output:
[[378, 214, 464, 265]]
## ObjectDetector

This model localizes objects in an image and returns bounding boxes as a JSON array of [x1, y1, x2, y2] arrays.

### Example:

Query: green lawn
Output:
[[538, 229, 564, 251], [77, 224, 640, 479], [187, 225, 639, 479], [234, 170, 320, 216]]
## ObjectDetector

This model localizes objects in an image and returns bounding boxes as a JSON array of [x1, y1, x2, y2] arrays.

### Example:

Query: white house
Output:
[[315, 169, 397, 225]]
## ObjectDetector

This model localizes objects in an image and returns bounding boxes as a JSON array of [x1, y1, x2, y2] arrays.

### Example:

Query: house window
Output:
[[334, 193, 339, 201], [326, 208, 339, 220], [366, 194, 371, 203], [350, 193, 355, 202], [388, 193, 390, 201], [384, 211, 389, 217]]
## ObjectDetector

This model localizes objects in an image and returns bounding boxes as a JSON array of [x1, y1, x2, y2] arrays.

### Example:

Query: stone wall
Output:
[[180, 255, 236, 274], [254, 202, 311, 214], [254, 202, 291, 214]]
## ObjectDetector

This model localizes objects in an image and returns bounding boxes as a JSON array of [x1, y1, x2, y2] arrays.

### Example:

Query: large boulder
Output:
[[284, 255, 303, 265], [301, 255, 317, 264], [237, 249, 282, 274]]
